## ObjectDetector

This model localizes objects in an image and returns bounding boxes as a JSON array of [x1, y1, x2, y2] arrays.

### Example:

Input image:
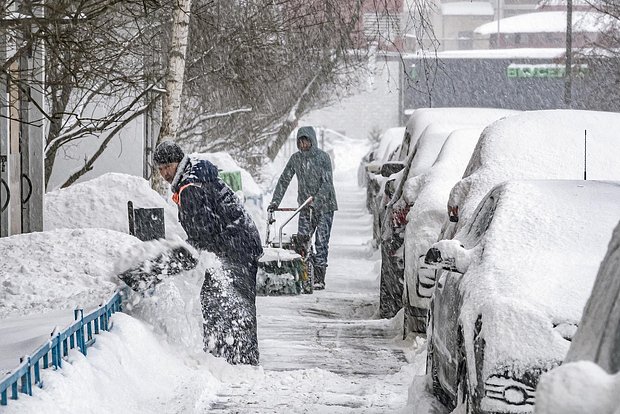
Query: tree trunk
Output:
[[153, 0, 192, 193]]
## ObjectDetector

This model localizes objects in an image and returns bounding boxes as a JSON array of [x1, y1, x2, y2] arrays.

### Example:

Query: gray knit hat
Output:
[[153, 141, 184, 165]]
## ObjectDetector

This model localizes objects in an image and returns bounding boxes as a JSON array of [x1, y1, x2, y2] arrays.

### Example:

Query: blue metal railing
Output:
[[0, 288, 126, 406]]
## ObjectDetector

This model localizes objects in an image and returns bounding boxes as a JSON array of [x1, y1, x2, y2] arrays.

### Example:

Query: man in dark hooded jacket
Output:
[[268, 126, 337, 289], [153, 141, 263, 365]]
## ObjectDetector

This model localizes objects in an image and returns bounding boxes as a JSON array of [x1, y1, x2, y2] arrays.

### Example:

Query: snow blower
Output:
[[257, 197, 314, 296]]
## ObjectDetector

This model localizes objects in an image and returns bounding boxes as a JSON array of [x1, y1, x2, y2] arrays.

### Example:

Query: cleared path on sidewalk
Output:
[[207, 176, 416, 413]]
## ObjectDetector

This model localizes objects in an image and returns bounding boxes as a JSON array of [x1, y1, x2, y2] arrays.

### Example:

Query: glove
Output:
[[267, 202, 278, 213]]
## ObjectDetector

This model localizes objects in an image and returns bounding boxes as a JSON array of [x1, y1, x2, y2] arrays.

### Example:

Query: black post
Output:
[[127, 201, 135, 236], [584, 130, 587, 180]]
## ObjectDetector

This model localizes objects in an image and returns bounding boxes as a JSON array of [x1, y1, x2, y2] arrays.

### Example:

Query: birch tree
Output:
[[158, 0, 192, 146]]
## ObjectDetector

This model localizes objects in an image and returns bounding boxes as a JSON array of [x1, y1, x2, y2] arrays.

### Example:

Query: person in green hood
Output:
[[268, 126, 338, 289]]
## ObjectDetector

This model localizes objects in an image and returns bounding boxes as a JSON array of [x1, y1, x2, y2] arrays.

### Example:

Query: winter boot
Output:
[[313, 266, 326, 290]]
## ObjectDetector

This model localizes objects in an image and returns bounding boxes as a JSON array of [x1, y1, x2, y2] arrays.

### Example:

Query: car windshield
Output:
[[462, 192, 498, 248]]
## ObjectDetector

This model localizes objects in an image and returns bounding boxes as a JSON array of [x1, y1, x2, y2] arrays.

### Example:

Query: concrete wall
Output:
[[404, 56, 620, 112]]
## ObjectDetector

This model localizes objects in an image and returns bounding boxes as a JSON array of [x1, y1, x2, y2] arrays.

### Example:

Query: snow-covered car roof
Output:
[[399, 107, 518, 161], [376, 127, 405, 163], [448, 109, 620, 236], [455, 180, 620, 377]]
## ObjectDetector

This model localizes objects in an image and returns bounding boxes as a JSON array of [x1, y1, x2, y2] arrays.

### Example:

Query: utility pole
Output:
[[564, 0, 573, 107]]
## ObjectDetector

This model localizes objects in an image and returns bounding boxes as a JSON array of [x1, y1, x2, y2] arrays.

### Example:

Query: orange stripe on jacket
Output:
[[172, 183, 199, 206]]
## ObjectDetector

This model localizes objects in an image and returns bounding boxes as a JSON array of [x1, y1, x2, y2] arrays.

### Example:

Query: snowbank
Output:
[[0, 228, 141, 319], [535, 361, 620, 414], [1, 313, 220, 414], [44, 172, 186, 239]]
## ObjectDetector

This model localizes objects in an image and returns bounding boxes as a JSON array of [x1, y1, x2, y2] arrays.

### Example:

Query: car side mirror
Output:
[[384, 178, 396, 199], [424, 240, 470, 274], [380, 161, 405, 177], [366, 162, 382, 174]]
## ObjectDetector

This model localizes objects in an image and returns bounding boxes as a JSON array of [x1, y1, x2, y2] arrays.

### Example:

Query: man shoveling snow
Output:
[[121, 141, 263, 365]]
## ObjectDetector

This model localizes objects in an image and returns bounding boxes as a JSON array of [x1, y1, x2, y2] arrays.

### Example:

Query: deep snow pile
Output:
[[44, 172, 186, 239], [0, 228, 141, 319], [535, 361, 620, 414], [1, 172, 220, 371], [1, 313, 221, 414]]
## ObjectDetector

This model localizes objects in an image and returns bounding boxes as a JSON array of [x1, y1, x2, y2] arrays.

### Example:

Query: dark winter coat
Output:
[[172, 156, 262, 365], [271, 127, 338, 212], [171, 156, 263, 266]]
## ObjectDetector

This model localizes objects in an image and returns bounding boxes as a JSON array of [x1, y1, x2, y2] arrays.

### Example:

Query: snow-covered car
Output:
[[424, 180, 620, 414], [379, 123, 464, 318], [401, 127, 484, 334], [360, 127, 406, 243], [359, 126, 404, 190], [534, 219, 620, 414], [442, 109, 620, 240], [378, 108, 517, 319]]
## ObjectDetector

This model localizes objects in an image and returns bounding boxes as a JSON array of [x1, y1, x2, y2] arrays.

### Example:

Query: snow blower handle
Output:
[[278, 197, 313, 257]]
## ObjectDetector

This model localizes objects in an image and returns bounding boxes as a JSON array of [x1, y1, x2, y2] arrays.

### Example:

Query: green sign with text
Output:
[[507, 64, 588, 79]]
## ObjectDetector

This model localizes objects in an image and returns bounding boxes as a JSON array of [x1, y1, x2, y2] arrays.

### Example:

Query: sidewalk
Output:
[[208, 178, 418, 412]]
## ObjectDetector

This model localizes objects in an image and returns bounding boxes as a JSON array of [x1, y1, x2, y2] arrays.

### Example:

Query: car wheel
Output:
[[456, 345, 472, 413], [426, 309, 451, 409], [427, 338, 441, 395]]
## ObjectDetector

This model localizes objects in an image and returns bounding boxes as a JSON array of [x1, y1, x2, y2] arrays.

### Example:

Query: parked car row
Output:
[[374, 108, 518, 318], [360, 108, 620, 413]]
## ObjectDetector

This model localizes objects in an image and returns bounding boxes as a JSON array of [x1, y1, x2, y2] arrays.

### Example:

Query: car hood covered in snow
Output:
[[455, 180, 620, 381]]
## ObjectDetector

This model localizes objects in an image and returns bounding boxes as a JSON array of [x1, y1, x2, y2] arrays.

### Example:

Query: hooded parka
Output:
[[271, 127, 338, 212]]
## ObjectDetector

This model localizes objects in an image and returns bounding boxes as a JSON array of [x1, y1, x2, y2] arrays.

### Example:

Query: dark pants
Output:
[[201, 257, 259, 365], [298, 208, 334, 268]]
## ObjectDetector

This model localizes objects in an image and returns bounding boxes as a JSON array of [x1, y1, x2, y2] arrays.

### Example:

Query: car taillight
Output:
[[448, 205, 459, 222], [392, 204, 411, 227]]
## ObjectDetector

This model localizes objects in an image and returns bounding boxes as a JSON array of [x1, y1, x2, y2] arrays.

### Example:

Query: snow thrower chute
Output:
[[257, 197, 314, 296]]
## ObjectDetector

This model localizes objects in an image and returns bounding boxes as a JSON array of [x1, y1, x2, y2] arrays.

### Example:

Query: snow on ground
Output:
[[44, 172, 186, 239], [1, 132, 444, 413], [535, 361, 620, 414]]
